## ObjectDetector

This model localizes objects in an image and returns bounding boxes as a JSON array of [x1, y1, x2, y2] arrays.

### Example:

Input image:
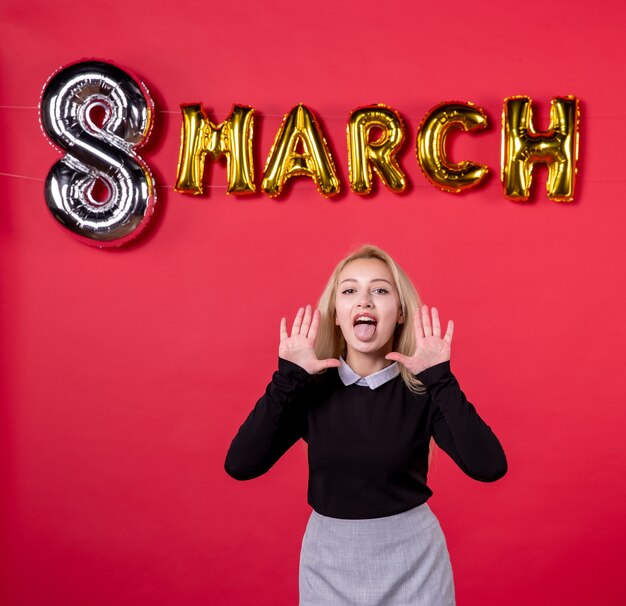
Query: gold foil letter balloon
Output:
[[261, 104, 340, 197], [347, 105, 407, 194], [175, 104, 256, 195], [501, 96, 580, 201], [416, 102, 489, 193]]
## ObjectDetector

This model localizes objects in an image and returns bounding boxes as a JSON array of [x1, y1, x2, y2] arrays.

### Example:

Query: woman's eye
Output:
[[374, 288, 388, 294], [341, 288, 356, 294]]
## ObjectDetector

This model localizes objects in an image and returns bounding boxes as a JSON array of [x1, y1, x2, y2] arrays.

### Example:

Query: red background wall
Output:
[[1, 1, 624, 604]]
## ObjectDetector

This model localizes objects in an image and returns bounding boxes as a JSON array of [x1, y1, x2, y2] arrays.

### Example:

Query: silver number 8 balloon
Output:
[[40, 60, 156, 246]]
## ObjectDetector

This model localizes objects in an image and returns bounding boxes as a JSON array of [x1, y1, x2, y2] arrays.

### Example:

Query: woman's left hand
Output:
[[385, 305, 454, 375]]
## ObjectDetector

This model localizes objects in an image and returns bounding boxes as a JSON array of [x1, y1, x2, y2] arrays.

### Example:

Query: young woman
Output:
[[225, 245, 507, 606]]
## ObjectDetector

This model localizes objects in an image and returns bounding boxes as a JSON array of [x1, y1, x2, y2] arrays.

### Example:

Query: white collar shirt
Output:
[[337, 356, 400, 390]]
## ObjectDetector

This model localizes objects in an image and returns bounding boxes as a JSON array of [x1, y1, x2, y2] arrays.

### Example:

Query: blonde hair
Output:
[[315, 244, 426, 394]]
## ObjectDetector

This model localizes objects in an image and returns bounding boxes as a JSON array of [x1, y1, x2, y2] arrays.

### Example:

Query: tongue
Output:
[[354, 323, 376, 341]]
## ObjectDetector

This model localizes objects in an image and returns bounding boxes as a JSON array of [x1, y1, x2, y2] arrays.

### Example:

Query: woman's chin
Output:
[[347, 336, 392, 357]]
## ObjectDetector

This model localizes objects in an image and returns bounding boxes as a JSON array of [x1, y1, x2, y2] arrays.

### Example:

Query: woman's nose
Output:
[[357, 294, 373, 307]]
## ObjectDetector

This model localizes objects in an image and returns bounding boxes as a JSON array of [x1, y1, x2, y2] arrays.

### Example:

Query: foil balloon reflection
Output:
[[262, 104, 340, 198], [502, 96, 580, 201], [40, 60, 156, 246], [347, 105, 407, 194], [417, 102, 489, 193], [176, 104, 256, 195]]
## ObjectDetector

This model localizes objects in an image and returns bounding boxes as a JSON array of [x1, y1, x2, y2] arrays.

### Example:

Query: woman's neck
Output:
[[345, 350, 393, 377]]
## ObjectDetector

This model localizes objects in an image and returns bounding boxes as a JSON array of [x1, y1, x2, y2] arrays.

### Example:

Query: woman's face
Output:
[[334, 258, 404, 360]]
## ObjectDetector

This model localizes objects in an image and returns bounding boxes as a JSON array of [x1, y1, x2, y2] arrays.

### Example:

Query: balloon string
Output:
[[0, 171, 230, 188], [0, 105, 346, 119], [2, 171, 626, 187], [0, 105, 39, 109], [0, 171, 44, 182], [0, 105, 618, 123], [155, 110, 349, 118]]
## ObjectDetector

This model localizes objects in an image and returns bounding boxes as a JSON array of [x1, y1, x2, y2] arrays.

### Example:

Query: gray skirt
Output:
[[299, 503, 455, 606]]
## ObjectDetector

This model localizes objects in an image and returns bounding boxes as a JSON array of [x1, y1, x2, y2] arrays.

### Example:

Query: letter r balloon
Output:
[[40, 60, 156, 246], [347, 105, 407, 195]]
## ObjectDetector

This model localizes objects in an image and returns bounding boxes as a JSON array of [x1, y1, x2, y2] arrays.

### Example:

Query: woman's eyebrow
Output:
[[339, 278, 392, 285]]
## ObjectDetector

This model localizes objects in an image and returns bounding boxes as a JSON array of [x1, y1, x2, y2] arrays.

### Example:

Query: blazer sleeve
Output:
[[417, 361, 508, 482], [224, 357, 312, 480]]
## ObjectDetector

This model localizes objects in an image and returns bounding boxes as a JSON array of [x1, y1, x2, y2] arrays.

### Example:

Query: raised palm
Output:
[[386, 305, 453, 374], [279, 304, 341, 375]]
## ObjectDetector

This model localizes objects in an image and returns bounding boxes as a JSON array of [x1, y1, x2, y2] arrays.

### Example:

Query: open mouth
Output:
[[353, 313, 377, 341]]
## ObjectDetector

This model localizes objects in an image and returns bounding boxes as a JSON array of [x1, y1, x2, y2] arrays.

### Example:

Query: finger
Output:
[[301, 304, 312, 336], [431, 306, 441, 338], [444, 319, 454, 345], [320, 357, 341, 369], [385, 352, 410, 366], [291, 306, 305, 335], [413, 308, 424, 343], [280, 317, 288, 342], [421, 304, 432, 336], [308, 308, 320, 342]]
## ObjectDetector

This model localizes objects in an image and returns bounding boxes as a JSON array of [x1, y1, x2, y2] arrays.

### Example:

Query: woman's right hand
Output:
[[279, 305, 341, 375]]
